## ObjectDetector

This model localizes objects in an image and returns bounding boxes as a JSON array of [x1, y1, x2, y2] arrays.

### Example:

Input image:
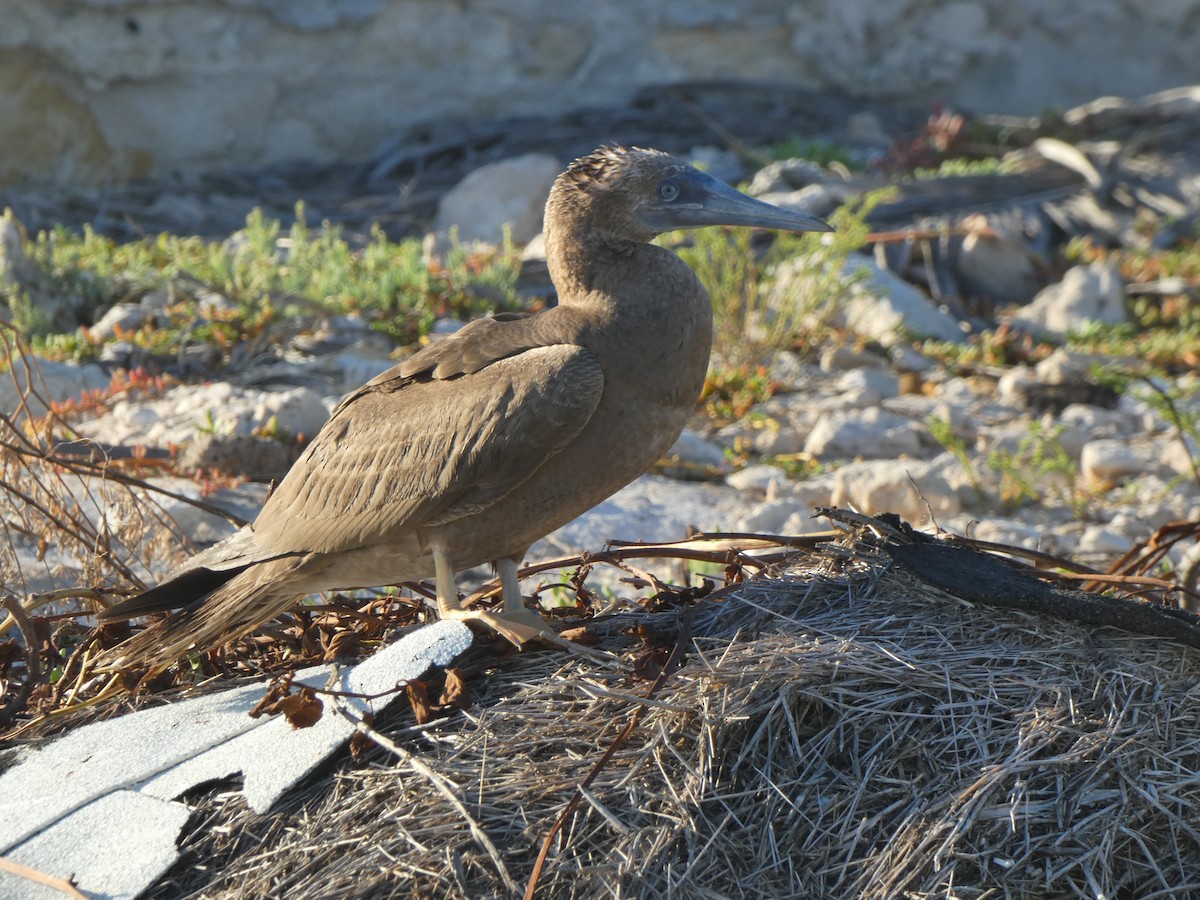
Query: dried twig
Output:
[[0, 857, 88, 899]]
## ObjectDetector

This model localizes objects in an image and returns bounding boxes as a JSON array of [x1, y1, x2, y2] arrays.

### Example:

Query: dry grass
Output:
[[136, 557, 1200, 899]]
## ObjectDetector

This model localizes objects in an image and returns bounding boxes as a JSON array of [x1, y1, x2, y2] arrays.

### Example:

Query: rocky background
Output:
[[5, 0, 1200, 188]]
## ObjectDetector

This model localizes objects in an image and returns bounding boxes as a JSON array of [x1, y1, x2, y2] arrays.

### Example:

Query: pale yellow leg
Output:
[[433, 547, 548, 648]]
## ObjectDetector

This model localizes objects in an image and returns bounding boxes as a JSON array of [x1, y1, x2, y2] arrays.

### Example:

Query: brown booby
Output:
[[98, 146, 832, 669]]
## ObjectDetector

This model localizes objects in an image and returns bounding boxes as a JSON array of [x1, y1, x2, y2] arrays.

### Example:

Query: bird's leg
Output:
[[433, 544, 466, 618], [493, 556, 550, 640], [432, 546, 547, 648]]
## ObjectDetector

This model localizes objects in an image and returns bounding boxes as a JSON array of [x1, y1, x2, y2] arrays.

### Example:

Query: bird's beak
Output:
[[640, 170, 834, 234]]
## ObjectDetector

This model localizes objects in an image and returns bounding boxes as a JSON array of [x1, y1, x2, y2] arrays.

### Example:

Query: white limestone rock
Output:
[[735, 478, 835, 533], [830, 458, 962, 526], [834, 367, 900, 405], [1009, 263, 1126, 336], [433, 153, 561, 245], [88, 303, 149, 342], [0, 356, 111, 419], [770, 254, 964, 345], [997, 366, 1038, 407], [819, 346, 888, 372], [79, 383, 330, 447], [726, 464, 792, 496], [839, 256, 966, 344], [1080, 437, 1188, 487], [1077, 524, 1133, 556], [661, 428, 732, 476], [804, 407, 929, 460]]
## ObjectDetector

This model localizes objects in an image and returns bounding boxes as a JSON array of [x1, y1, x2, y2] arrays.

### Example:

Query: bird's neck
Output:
[[548, 237, 713, 405], [544, 222, 635, 298]]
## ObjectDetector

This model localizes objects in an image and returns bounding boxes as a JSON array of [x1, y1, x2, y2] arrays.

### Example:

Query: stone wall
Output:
[[4, 0, 1200, 187]]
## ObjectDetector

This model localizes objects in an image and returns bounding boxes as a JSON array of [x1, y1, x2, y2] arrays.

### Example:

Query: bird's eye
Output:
[[658, 181, 680, 202]]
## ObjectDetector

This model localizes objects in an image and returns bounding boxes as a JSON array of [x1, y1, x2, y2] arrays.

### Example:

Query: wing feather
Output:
[[251, 342, 603, 555]]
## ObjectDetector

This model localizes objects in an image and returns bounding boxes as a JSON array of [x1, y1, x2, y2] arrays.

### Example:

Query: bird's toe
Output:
[[441, 605, 549, 649]]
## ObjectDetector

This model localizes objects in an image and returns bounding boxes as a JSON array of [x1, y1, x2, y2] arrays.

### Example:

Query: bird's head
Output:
[[546, 145, 833, 245]]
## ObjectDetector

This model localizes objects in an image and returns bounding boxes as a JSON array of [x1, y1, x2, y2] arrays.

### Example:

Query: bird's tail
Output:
[[100, 556, 309, 673]]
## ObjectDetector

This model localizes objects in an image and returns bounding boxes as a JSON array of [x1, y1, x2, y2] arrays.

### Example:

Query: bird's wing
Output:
[[251, 322, 603, 555]]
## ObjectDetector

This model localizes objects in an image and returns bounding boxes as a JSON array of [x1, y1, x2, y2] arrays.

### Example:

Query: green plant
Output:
[[661, 190, 888, 371], [912, 156, 1011, 179], [984, 421, 1085, 516], [701, 365, 777, 425], [927, 414, 987, 506], [8, 206, 526, 361], [766, 137, 857, 169]]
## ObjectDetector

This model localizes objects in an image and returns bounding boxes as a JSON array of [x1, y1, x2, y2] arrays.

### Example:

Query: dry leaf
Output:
[[438, 668, 470, 710], [406, 679, 433, 725], [277, 687, 324, 729], [324, 630, 362, 661]]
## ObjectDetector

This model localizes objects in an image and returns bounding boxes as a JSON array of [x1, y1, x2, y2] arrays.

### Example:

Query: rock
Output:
[[966, 518, 1048, 551], [431, 317, 466, 335], [660, 428, 731, 477], [78, 383, 331, 447], [534, 474, 755, 557], [1117, 393, 1172, 433], [1035, 347, 1105, 383], [328, 352, 396, 395], [750, 419, 807, 456], [833, 367, 899, 405], [1077, 524, 1133, 556], [0, 356, 111, 419], [997, 366, 1038, 407], [0, 213, 38, 292], [839, 256, 966, 344], [804, 407, 928, 460], [0, 213, 82, 331], [767, 351, 818, 392], [98, 340, 139, 367], [846, 110, 887, 144], [726, 464, 791, 496], [736, 498, 806, 533], [937, 376, 986, 406], [956, 230, 1039, 303], [734, 480, 835, 533], [108, 478, 269, 548], [1059, 403, 1135, 439], [889, 343, 938, 373], [780, 509, 835, 535], [819, 346, 888, 372], [176, 433, 292, 481], [830, 458, 962, 526], [89, 303, 149, 342], [1009, 263, 1126, 336], [433, 153, 561, 245], [755, 185, 847, 220], [685, 145, 744, 185], [747, 159, 829, 195], [1079, 437, 1187, 488], [197, 289, 238, 318], [252, 386, 330, 439]]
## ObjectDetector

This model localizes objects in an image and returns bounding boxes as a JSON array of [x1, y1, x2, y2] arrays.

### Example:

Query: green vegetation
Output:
[[766, 137, 857, 170], [983, 420, 1083, 516], [1060, 233, 1200, 364], [661, 190, 888, 373], [4, 205, 524, 358], [911, 156, 1012, 179], [930, 414, 1086, 517]]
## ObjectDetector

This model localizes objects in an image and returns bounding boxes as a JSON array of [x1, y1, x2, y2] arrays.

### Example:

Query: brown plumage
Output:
[[98, 145, 832, 669]]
